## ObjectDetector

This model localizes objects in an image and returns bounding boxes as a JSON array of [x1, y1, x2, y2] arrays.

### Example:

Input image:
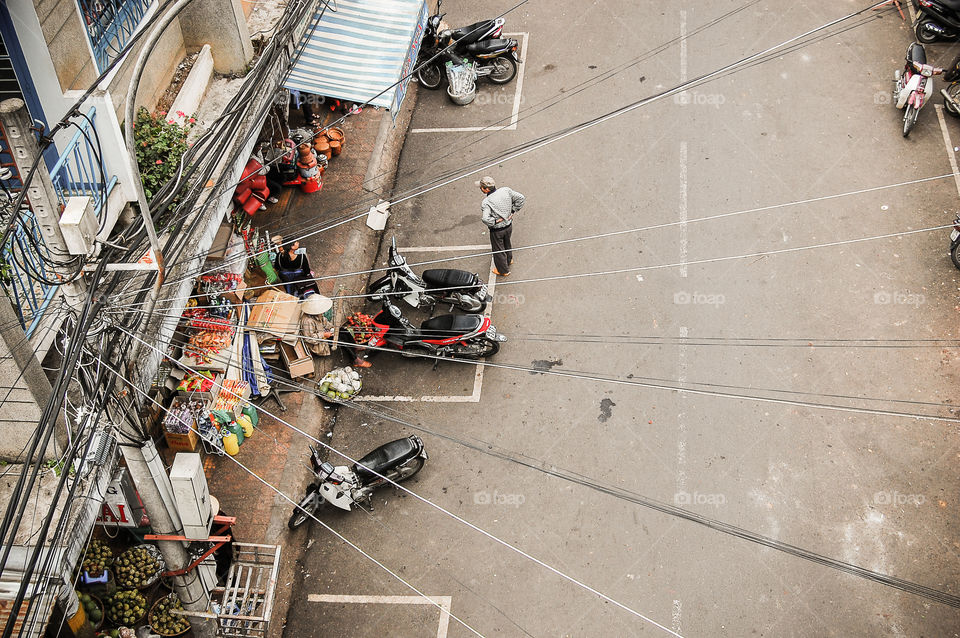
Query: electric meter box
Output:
[[169, 453, 213, 540]]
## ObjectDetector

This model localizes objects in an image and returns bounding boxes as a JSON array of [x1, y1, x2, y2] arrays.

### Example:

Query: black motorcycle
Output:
[[367, 237, 491, 313], [416, 0, 518, 90], [288, 437, 428, 529], [915, 0, 960, 42]]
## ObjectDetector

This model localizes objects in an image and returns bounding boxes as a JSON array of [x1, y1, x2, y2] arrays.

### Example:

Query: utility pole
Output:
[[0, 99, 86, 309], [117, 436, 218, 637]]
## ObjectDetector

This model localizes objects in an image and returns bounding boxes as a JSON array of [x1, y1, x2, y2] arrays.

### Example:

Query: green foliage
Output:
[[132, 108, 195, 202]]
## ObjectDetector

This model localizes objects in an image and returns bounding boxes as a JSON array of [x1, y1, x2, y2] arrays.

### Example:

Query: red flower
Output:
[[155, 160, 163, 165], [159, 110, 167, 116], [176, 110, 185, 117], [188, 117, 196, 124]]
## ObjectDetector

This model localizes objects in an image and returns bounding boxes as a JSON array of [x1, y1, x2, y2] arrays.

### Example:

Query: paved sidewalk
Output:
[[201, 91, 418, 637]]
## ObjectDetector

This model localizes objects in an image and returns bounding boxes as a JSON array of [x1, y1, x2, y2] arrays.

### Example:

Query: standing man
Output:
[[477, 176, 524, 276]]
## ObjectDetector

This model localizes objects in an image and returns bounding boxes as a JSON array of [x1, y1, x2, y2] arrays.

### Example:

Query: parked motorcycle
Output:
[[340, 299, 507, 360], [893, 42, 943, 137], [915, 0, 960, 43], [416, 0, 509, 90], [367, 237, 491, 313], [940, 53, 960, 116], [288, 437, 428, 529], [948, 214, 960, 269]]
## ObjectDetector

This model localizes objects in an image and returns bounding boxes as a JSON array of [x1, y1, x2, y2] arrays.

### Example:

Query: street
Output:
[[283, 1, 960, 636]]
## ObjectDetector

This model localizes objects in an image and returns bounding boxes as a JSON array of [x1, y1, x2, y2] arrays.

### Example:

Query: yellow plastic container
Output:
[[223, 432, 240, 456], [237, 414, 254, 439]]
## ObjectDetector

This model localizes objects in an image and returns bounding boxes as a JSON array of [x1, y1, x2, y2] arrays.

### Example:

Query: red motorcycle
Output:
[[340, 300, 506, 360]]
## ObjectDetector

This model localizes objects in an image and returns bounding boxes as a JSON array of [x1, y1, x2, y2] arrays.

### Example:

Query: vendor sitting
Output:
[[275, 239, 312, 296]]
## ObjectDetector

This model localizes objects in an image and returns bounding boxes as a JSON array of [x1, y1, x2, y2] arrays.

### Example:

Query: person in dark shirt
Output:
[[275, 240, 311, 295]]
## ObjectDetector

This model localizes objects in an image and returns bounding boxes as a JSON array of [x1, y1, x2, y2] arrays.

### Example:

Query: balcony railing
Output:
[[1, 106, 117, 336], [77, 0, 154, 73], [50, 106, 118, 221]]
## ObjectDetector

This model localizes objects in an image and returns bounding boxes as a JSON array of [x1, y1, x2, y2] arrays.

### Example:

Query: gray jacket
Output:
[[481, 187, 525, 229]]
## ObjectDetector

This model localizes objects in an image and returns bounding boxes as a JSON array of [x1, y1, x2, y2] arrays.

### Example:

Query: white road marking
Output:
[[935, 104, 960, 197], [679, 141, 688, 278], [355, 245, 494, 403], [399, 245, 489, 252], [411, 33, 529, 133], [671, 599, 683, 635], [307, 594, 453, 638]]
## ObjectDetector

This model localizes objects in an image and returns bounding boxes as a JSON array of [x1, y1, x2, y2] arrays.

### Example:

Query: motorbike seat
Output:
[[420, 313, 483, 335], [941, 0, 960, 11], [422, 269, 476, 289], [907, 42, 927, 65], [354, 436, 421, 483], [450, 19, 496, 45], [464, 38, 514, 55]]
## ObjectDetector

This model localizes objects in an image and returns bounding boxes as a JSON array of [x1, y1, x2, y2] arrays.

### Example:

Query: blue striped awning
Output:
[[284, 0, 428, 113]]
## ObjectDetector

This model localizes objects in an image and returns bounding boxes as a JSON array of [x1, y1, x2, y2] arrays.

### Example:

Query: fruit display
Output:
[[149, 594, 191, 636], [114, 545, 162, 589], [81, 539, 113, 575], [76, 591, 103, 627], [97, 628, 134, 638], [319, 366, 362, 401], [105, 590, 146, 627]]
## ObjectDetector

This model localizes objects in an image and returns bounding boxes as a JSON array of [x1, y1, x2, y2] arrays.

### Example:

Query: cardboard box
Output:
[[165, 429, 199, 453], [281, 339, 314, 378], [224, 278, 247, 305], [247, 289, 301, 338]]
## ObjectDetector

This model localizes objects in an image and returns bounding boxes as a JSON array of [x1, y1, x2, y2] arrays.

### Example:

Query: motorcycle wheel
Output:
[[487, 57, 518, 84], [916, 18, 942, 44], [288, 488, 323, 530], [903, 104, 919, 137], [946, 84, 960, 118], [457, 337, 500, 359], [417, 63, 444, 90], [390, 457, 425, 482], [951, 242, 960, 270]]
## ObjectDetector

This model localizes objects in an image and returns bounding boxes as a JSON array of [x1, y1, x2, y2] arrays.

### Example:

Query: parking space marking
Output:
[[355, 245, 495, 403], [411, 33, 529, 133], [307, 594, 453, 638], [935, 104, 960, 197]]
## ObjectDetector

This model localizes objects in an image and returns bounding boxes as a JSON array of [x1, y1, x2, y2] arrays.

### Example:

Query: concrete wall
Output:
[[179, 0, 252, 74], [34, 0, 98, 93]]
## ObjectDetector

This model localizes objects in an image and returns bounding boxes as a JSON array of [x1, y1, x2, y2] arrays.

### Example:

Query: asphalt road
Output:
[[283, 2, 960, 636]]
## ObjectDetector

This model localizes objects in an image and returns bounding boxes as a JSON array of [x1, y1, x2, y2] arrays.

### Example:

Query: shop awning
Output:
[[284, 0, 428, 115]]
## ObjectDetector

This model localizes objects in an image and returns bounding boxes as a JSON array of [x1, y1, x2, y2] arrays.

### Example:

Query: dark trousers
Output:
[[266, 176, 283, 199], [489, 224, 512, 273]]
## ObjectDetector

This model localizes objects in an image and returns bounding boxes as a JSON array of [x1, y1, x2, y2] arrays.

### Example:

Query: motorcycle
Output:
[[288, 437, 428, 529], [367, 237, 491, 313], [949, 214, 960, 269], [340, 299, 507, 360], [915, 0, 960, 43], [416, 0, 509, 90], [940, 53, 960, 116], [893, 42, 943, 137]]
